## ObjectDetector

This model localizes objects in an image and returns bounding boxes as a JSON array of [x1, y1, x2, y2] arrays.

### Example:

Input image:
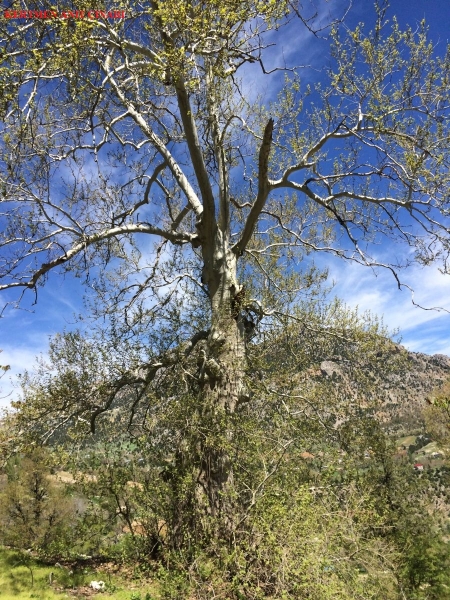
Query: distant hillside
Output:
[[318, 348, 450, 434]]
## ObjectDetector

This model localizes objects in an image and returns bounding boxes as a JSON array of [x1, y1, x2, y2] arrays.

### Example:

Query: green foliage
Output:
[[3, 285, 449, 599], [424, 378, 450, 450], [396, 513, 450, 599], [0, 449, 81, 558]]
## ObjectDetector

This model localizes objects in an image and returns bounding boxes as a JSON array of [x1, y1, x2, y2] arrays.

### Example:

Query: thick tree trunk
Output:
[[196, 229, 246, 532]]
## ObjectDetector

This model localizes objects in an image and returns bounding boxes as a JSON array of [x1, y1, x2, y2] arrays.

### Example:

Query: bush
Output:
[[0, 449, 80, 558]]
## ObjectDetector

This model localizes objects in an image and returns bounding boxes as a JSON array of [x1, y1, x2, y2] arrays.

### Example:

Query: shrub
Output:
[[0, 449, 80, 558]]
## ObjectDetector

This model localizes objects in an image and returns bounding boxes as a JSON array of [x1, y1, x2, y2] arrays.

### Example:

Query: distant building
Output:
[[413, 463, 424, 471]]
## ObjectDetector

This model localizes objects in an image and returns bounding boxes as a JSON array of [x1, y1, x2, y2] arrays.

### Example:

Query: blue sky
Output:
[[1, 0, 450, 407]]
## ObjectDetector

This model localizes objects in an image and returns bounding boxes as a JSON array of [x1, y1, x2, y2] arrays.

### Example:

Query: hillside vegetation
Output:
[[1, 332, 450, 600]]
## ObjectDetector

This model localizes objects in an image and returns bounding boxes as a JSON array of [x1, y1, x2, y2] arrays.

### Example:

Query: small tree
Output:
[[0, 449, 79, 557]]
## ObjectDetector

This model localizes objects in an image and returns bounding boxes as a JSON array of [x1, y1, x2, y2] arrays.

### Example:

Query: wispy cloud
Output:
[[0, 273, 87, 409], [325, 257, 450, 355], [0, 344, 46, 408]]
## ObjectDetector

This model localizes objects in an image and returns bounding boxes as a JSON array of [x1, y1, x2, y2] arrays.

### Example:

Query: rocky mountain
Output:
[[318, 348, 450, 433]]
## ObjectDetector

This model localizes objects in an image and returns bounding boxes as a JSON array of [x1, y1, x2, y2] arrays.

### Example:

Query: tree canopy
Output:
[[1, 1, 450, 303]]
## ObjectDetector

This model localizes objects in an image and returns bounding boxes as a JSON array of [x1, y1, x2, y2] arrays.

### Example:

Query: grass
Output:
[[395, 435, 417, 448], [415, 441, 441, 455], [0, 547, 158, 600]]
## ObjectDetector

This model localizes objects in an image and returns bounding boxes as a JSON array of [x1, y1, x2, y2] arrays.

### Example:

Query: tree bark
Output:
[[195, 228, 246, 533]]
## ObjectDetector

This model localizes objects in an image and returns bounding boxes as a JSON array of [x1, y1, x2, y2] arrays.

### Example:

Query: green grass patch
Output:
[[395, 435, 417, 448], [0, 547, 158, 600], [414, 441, 443, 456]]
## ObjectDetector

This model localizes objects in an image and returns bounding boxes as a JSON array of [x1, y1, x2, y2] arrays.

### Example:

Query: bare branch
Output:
[[233, 118, 274, 256], [0, 224, 194, 293]]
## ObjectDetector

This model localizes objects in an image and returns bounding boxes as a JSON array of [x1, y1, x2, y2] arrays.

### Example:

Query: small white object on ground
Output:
[[90, 580, 106, 591]]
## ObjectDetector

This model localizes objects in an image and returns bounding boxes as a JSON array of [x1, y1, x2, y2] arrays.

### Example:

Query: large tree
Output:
[[1, 0, 450, 535]]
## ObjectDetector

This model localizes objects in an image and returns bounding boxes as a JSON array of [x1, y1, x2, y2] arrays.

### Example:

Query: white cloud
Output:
[[326, 258, 450, 355], [0, 273, 88, 409], [0, 344, 46, 409]]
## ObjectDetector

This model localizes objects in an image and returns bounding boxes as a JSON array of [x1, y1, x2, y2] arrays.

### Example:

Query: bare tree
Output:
[[1, 1, 450, 531]]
